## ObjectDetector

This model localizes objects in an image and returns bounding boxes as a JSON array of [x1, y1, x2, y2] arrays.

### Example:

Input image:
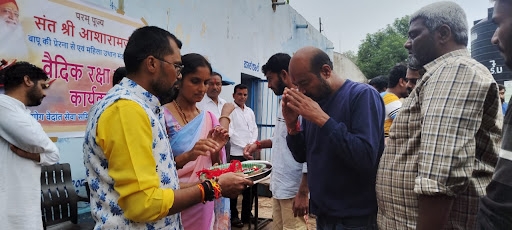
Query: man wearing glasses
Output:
[[83, 26, 252, 230]]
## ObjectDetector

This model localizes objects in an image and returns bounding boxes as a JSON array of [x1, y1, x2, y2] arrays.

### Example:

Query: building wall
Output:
[[333, 52, 367, 83], [53, 0, 332, 212]]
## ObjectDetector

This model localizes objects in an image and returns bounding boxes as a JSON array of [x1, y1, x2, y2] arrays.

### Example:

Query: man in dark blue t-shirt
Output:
[[283, 46, 385, 230]]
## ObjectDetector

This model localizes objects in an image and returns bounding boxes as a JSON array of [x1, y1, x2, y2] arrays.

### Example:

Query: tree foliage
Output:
[[356, 15, 410, 79], [342, 50, 358, 64]]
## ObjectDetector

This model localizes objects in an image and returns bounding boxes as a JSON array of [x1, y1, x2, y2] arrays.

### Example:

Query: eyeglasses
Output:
[[154, 57, 184, 76]]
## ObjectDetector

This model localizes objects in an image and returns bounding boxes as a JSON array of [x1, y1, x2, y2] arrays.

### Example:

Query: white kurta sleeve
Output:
[[0, 106, 60, 166]]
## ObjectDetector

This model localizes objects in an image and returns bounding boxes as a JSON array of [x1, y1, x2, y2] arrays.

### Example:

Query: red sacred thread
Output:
[[196, 160, 244, 179]]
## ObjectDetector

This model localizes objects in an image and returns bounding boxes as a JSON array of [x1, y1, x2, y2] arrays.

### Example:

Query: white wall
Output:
[[333, 52, 367, 83], [52, 0, 332, 212]]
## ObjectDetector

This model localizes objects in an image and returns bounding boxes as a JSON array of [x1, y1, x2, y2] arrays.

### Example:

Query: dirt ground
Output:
[[232, 189, 317, 230]]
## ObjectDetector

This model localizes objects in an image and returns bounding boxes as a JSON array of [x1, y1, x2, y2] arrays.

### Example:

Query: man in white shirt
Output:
[[0, 61, 60, 230], [197, 71, 236, 156], [244, 53, 308, 230], [197, 71, 228, 118], [229, 84, 259, 227]]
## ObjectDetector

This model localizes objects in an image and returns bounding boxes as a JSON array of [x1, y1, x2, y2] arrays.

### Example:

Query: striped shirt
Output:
[[376, 49, 502, 229], [380, 91, 402, 137]]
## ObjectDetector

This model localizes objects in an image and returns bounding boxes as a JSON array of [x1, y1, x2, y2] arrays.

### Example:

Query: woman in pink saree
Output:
[[163, 53, 230, 230]]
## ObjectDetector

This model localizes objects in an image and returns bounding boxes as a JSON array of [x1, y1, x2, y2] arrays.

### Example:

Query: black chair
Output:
[[40, 163, 94, 230]]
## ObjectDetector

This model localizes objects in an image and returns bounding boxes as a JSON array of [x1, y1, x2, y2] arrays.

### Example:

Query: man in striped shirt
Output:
[[381, 63, 408, 138], [477, 0, 512, 228]]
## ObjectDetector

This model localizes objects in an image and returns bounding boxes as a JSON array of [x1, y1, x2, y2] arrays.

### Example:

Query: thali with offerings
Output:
[[197, 160, 272, 184]]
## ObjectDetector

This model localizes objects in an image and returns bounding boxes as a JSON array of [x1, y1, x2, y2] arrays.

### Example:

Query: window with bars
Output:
[[242, 73, 280, 161]]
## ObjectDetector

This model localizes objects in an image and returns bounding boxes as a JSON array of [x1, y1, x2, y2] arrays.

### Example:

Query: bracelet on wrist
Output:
[[287, 120, 301, 135], [202, 180, 215, 202], [219, 116, 231, 123], [197, 184, 206, 203], [209, 179, 222, 199]]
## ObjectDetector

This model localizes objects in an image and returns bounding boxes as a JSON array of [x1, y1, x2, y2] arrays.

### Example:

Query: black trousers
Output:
[[229, 155, 257, 221]]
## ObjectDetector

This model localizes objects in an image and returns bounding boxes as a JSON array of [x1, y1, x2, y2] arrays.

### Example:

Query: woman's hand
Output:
[[208, 126, 229, 148], [186, 139, 220, 162]]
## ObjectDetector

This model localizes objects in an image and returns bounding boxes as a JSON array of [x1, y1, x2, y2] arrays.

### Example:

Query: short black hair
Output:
[[499, 84, 506, 91], [123, 26, 182, 75], [211, 71, 223, 80], [262, 53, 291, 75], [368, 75, 389, 93], [0, 61, 48, 91], [310, 50, 333, 77], [234, 84, 248, 94], [388, 63, 407, 88], [112, 67, 126, 86]]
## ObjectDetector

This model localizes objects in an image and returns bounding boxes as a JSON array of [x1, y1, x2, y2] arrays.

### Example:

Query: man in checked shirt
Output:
[[376, 1, 502, 229]]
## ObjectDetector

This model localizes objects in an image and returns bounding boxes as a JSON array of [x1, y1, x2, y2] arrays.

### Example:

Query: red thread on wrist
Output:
[[255, 140, 262, 149], [210, 179, 222, 199], [288, 120, 301, 135], [197, 184, 205, 203]]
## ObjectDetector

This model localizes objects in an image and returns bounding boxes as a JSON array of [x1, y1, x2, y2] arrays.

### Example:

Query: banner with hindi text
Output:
[[0, 0, 143, 136]]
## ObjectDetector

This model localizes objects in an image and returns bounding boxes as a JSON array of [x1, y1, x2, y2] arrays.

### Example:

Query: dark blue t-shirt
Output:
[[287, 79, 385, 218]]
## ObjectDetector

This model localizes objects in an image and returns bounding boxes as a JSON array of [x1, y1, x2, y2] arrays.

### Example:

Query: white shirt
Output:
[[0, 94, 59, 230], [229, 103, 258, 156], [270, 107, 307, 199], [196, 95, 226, 119]]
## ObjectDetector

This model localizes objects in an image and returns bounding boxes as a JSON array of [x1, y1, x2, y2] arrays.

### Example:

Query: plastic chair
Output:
[[40, 163, 94, 230]]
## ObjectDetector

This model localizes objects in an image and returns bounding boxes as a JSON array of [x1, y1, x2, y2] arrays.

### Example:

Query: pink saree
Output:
[[164, 108, 230, 230]]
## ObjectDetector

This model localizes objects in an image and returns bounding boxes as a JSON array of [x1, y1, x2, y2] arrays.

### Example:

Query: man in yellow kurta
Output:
[[83, 26, 252, 229]]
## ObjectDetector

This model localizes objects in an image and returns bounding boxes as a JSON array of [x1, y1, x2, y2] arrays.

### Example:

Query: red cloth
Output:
[[196, 160, 244, 179], [0, 0, 17, 8]]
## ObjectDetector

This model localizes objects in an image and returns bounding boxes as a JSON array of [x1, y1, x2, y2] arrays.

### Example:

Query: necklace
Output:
[[173, 100, 199, 125]]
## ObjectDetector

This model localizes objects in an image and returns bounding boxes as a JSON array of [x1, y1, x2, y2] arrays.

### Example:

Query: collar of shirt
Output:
[[234, 102, 245, 110], [118, 78, 162, 114], [0, 94, 29, 113], [204, 96, 226, 106], [424, 49, 470, 72]]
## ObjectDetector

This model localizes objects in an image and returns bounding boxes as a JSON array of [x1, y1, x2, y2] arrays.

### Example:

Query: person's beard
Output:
[[153, 66, 179, 105], [273, 77, 287, 96], [0, 19, 29, 59], [307, 75, 332, 101], [26, 84, 44, 107], [408, 55, 422, 70]]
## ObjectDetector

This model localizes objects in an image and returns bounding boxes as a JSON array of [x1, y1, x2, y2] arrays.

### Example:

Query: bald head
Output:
[[289, 46, 337, 101], [291, 46, 333, 75]]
